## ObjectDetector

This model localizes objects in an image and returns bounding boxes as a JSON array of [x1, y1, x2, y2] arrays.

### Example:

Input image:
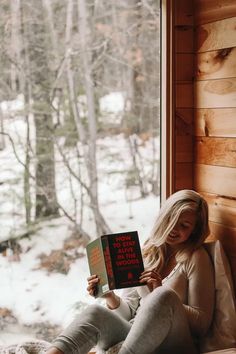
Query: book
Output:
[[86, 230, 145, 297]]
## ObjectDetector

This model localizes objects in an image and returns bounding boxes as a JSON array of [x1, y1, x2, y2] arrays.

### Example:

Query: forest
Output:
[[0, 0, 160, 342]]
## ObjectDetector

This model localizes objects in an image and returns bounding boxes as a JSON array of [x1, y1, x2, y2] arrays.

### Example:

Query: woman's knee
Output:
[[146, 287, 181, 310], [73, 304, 110, 326]]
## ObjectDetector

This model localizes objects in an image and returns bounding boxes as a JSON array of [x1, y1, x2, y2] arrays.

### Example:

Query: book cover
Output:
[[86, 231, 145, 297]]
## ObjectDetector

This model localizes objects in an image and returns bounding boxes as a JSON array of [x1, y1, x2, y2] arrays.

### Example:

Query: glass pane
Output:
[[0, 0, 160, 343]]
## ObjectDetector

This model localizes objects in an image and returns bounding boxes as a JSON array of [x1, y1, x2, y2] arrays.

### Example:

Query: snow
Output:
[[100, 92, 125, 113], [0, 95, 160, 345], [0, 94, 25, 115]]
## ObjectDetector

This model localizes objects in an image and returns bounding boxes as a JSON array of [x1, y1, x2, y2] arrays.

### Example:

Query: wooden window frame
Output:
[[160, 0, 175, 203]]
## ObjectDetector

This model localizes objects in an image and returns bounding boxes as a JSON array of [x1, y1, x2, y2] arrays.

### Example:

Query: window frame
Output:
[[160, 0, 175, 204]]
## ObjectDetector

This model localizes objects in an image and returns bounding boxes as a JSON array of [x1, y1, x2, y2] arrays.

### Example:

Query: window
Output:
[[0, 0, 160, 341]]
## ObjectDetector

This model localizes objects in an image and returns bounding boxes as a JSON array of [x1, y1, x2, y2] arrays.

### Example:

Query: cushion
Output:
[[200, 241, 236, 353], [0, 340, 51, 354]]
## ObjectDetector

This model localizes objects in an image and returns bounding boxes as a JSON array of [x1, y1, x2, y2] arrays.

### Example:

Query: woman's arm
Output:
[[184, 247, 215, 337], [104, 291, 120, 309], [106, 287, 141, 321], [87, 274, 140, 320]]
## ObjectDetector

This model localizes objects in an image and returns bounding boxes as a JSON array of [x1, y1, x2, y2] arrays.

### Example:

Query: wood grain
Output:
[[176, 53, 194, 81], [201, 192, 236, 229], [194, 0, 236, 25], [176, 136, 193, 162], [175, 0, 194, 26], [194, 78, 236, 108], [194, 108, 236, 137], [194, 164, 236, 198], [195, 137, 236, 167], [175, 162, 193, 190], [196, 17, 236, 52], [176, 109, 194, 135], [175, 25, 194, 53], [176, 82, 193, 108], [196, 47, 236, 80], [209, 222, 236, 252]]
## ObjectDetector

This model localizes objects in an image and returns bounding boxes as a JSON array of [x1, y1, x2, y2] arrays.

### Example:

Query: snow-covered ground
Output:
[[0, 95, 160, 345]]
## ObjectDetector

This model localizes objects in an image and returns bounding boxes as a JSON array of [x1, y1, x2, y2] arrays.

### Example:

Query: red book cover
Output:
[[86, 231, 145, 297]]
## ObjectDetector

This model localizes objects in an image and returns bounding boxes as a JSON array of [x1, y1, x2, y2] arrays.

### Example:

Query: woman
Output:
[[47, 189, 215, 354]]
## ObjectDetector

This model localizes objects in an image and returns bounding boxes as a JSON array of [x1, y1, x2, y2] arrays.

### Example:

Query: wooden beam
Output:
[[196, 47, 236, 81], [194, 164, 236, 198], [196, 17, 236, 52], [195, 137, 236, 167], [195, 108, 236, 137], [194, 0, 236, 25], [195, 78, 236, 109]]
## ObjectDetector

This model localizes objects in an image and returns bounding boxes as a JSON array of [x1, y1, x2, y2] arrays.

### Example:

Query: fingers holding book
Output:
[[139, 269, 162, 292], [87, 274, 99, 297]]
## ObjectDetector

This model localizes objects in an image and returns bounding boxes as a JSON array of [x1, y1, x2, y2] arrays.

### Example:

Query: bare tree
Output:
[[0, 106, 5, 150], [0, 0, 160, 239], [22, 0, 59, 219]]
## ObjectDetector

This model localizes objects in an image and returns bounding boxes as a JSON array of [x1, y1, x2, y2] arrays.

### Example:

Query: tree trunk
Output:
[[42, 0, 59, 63], [77, 0, 109, 235], [24, 110, 32, 224], [0, 107, 5, 151], [23, 0, 59, 219]]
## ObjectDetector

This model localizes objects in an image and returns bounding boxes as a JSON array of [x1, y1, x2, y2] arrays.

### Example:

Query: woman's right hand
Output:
[[86, 274, 99, 297], [86, 275, 120, 309]]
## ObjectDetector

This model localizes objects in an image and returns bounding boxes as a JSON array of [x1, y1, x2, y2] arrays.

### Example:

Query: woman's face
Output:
[[166, 210, 197, 248]]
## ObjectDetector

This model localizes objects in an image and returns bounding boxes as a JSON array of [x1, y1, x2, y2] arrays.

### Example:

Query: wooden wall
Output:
[[166, 0, 236, 290], [174, 0, 194, 191], [193, 0, 236, 290]]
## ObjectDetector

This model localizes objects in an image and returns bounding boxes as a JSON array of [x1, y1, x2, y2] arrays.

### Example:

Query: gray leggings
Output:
[[52, 287, 198, 354]]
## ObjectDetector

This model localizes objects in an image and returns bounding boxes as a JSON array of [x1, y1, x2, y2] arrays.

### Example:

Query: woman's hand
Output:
[[139, 269, 162, 292], [86, 274, 99, 297], [86, 276, 120, 309]]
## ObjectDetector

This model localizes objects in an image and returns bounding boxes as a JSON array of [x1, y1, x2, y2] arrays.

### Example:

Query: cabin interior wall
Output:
[[193, 0, 236, 291], [171, 0, 236, 290]]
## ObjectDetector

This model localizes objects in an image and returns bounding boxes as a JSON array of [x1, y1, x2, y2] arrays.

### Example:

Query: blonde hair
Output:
[[142, 189, 210, 271]]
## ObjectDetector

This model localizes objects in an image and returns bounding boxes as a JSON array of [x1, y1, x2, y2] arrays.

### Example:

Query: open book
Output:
[[86, 231, 145, 297]]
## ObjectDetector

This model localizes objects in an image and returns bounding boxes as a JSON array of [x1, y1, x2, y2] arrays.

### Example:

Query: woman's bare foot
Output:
[[46, 347, 64, 354]]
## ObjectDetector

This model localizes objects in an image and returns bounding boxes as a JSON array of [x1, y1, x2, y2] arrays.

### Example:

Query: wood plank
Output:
[[194, 0, 236, 25], [176, 109, 193, 135], [196, 17, 236, 52], [175, 25, 194, 53], [176, 82, 193, 108], [194, 164, 236, 198], [208, 221, 236, 255], [201, 192, 236, 229], [194, 108, 236, 137], [194, 78, 236, 108], [195, 137, 236, 167], [175, 162, 193, 190], [176, 136, 193, 162], [196, 47, 236, 80], [175, 0, 194, 26], [176, 53, 194, 81]]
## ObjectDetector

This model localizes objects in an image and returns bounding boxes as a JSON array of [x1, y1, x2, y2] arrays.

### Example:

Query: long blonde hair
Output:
[[142, 189, 210, 271]]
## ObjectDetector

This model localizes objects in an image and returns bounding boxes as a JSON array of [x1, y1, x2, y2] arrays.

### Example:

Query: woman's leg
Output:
[[119, 287, 198, 354], [47, 304, 131, 354]]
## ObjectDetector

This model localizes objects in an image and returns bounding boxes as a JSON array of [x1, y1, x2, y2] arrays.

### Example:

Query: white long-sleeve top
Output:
[[111, 246, 215, 338]]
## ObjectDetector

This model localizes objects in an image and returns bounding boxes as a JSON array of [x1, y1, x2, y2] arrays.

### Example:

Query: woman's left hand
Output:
[[139, 269, 162, 292]]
